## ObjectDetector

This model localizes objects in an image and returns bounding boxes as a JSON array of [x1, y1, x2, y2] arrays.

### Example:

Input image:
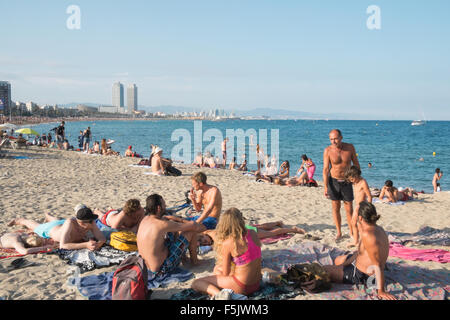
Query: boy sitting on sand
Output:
[[9, 207, 106, 251], [345, 166, 372, 247]]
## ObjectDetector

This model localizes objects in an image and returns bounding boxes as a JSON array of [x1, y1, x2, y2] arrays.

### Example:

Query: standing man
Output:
[[83, 126, 91, 152], [55, 121, 65, 150], [323, 129, 360, 241], [221, 138, 228, 168]]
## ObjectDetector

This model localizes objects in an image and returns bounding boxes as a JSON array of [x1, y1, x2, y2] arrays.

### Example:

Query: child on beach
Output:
[[433, 168, 443, 193], [345, 166, 372, 247], [191, 208, 262, 300]]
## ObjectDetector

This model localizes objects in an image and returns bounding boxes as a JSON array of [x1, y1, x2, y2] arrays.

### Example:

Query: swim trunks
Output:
[[327, 177, 354, 202], [185, 216, 217, 230], [149, 232, 189, 277], [33, 220, 66, 239], [100, 209, 120, 227], [343, 261, 369, 285]]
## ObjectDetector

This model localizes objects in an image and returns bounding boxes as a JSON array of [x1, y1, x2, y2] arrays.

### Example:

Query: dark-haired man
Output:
[[137, 194, 206, 277], [321, 201, 396, 300], [323, 129, 360, 240]]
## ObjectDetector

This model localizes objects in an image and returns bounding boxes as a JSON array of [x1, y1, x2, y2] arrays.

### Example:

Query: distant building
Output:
[[0, 81, 11, 115], [25, 101, 38, 112], [77, 104, 98, 113], [127, 84, 138, 114], [112, 82, 124, 108], [99, 105, 118, 113]]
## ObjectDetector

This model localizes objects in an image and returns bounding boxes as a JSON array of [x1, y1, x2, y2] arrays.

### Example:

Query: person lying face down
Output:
[[94, 199, 145, 233], [0, 230, 58, 255]]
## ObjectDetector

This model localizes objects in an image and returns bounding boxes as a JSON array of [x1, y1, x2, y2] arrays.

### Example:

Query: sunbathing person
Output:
[[193, 152, 203, 168], [379, 180, 413, 203], [0, 230, 58, 255], [151, 146, 167, 175], [191, 208, 262, 299], [229, 157, 237, 170], [94, 199, 145, 233], [322, 201, 396, 300], [188, 172, 223, 229], [137, 194, 206, 277], [288, 155, 316, 186], [238, 159, 248, 171], [8, 207, 106, 251], [197, 220, 305, 247]]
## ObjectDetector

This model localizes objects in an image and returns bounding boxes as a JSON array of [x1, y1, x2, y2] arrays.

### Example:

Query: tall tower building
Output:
[[127, 84, 138, 114], [112, 82, 124, 109], [0, 81, 11, 116]]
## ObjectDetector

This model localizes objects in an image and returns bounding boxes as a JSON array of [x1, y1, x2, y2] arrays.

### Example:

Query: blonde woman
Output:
[[191, 208, 262, 300]]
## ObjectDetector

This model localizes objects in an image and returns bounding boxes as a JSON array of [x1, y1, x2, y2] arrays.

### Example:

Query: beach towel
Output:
[[0, 247, 54, 260], [389, 243, 450, 263], [388, 226, 450, 247], [170, 283, 304, 300], [260, 233, 294, 244], [372, 198, 405, 205], [263, 241, 449, 300], [73, 267, 193, 300], [53, 245, 137, 273], [128, 164, 152, 169]]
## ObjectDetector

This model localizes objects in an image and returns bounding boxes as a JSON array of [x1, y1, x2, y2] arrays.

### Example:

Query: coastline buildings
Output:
[[112, 82, 124, 111], [0, 81, 11, 116], [127, 84, 138, 114]]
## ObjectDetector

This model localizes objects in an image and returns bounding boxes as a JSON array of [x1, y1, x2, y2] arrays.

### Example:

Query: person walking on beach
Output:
[[222, 138, 228, 168], [78, 130, 84, 150], [432, 168, 443, 193], [137, 194, 205, 277], [55, 121, 65, 149], [322, 201, 396, 300], [323, 129, 360, 241], [188, 172, 223, 229]]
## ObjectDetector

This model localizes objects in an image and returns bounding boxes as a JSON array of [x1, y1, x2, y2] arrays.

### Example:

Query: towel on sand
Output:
[[388, 226, 450, 247], [263, 241, 449, 300], [389, 243, 450, 263], [72, 267, 193, 300], [372, 198, 405, 205], [53, 245, 137, 273]]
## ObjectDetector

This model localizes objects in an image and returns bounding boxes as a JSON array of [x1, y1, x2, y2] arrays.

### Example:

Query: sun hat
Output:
[[153, 146, 163, 154]]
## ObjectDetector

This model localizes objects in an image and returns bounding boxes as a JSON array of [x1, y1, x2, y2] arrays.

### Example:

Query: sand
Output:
[[0, 146, 449, 300]]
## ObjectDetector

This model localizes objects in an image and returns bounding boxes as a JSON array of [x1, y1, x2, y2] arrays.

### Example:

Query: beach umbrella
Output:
[[15, 128, 40, 136], [0, 123, 17, 130]]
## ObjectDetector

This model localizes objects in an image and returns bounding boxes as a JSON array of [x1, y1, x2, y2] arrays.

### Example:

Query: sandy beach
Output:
[[0, 147, 448, 300]]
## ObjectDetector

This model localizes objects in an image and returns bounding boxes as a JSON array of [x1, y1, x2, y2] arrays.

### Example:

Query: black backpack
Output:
[[166, 165, 182, 176]]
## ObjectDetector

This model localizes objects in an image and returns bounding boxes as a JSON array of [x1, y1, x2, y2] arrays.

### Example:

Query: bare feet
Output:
[[335, 233, 343, 241], [7, 219, 17, 227], [292, 226, 305, 234]]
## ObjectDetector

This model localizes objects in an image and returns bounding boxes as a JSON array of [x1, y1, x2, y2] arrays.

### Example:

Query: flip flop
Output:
[[6, 258, 39, 272]]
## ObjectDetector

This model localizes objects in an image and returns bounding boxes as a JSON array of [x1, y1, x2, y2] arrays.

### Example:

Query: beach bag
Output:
[[165, 165, 182, 176], [280, 263, 331, 293], [110, 231, 138, 252], [138, 159, 150, 166], [112, 255, 151, 300], [306, 179, 318, 188]]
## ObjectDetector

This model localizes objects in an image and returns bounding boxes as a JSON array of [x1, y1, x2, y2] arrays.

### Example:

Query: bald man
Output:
[[323, 129, 360, 241]]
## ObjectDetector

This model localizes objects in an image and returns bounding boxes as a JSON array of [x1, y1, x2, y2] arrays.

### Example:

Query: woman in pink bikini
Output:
[[191, 208, 262, 299]]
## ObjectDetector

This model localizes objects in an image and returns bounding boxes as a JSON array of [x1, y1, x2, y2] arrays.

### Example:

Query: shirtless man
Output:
[[323, 129, 360, 240], [222, 138, 228, 168], [9, 207, 106, 251], [151, 147, 166, 175], [345, 166, 372, 247], [137, 194, 206, 277], [94, 199, 145, 233], [322, 201, 396, 300], [188, 172, 223, 229]]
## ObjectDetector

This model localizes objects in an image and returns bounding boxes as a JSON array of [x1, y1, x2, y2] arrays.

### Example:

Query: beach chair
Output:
[[10, 139, 28, 150]]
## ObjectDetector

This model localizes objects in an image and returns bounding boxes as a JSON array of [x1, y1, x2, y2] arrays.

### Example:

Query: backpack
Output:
[[280, 263, 331, 293], [112, 255, 151, 300], [110, 231, 138, 252], [165, 165, 182, 176], [306, 179, 318, 187], [138, 159, 150, 166]]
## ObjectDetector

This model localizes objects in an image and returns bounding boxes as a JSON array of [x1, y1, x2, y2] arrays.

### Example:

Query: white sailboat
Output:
[[411, 110, 427, 126]]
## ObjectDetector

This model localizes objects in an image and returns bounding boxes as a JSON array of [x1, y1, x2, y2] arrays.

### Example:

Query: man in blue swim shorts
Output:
[[137, 194, 206, 276], [9, 207, 106, 251]]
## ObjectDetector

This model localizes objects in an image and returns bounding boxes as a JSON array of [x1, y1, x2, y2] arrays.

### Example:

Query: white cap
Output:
[[153, 147, 163, 154], [74, 203, 87, 213], [398, 187, 404, 192]]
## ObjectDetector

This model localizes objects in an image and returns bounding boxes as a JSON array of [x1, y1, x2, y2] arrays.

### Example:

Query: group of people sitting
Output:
[[1, 169, 395, 300]]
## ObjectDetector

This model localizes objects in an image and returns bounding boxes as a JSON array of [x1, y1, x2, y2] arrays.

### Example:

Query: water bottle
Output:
[[262, 271, 281, 284]]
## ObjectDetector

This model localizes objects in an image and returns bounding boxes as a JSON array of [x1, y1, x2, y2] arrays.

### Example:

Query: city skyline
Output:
[[1, 1, 449, 120]]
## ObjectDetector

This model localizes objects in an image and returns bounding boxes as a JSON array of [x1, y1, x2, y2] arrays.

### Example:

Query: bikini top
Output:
[[232, 231, 261, 266]]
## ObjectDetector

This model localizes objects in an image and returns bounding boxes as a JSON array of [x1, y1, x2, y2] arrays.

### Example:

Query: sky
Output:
[[1, 0, 449, 120]]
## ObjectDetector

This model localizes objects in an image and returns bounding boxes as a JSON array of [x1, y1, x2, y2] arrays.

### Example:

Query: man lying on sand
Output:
[[187, 172, 222, 229], [322, 201, 396, 300], [9, 207, 106, 251], [0, 231, 58, 255], [94, 199, 145, 233], [137, 194, 206, 277]]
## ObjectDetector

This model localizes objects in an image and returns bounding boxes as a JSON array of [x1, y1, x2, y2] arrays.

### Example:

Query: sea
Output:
[[29, 119, 449, 193]]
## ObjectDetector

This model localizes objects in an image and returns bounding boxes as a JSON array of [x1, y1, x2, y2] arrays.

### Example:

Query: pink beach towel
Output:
[[389, 243, 450, 263]]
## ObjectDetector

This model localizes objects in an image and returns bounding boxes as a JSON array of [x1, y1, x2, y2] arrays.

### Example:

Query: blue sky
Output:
[[1, 0, 449, 119]]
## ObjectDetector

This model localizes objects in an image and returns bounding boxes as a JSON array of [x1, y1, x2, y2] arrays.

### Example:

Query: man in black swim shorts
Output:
[[323, 129, 360, 240]]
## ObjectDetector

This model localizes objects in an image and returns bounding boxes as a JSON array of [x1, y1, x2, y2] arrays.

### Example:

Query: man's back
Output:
[[356, 225, 389, 273], [137, 215, 169, 271]]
